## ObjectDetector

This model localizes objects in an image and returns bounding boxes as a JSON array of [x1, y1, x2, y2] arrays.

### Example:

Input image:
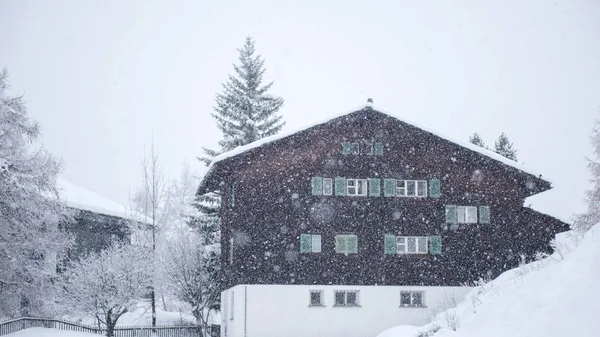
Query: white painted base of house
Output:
[[220, 284, 471, 337]]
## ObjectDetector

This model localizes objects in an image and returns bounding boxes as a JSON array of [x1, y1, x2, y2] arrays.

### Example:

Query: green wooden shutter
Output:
[[374, 143, 384, 155], [300, 234, 313, 253], [335, 177, 347, 196], [347, 235, 358, 254], [384, 235, 396, 254], [429, 179, 441, 198], [335, 235, 346, 253], [479, 206, 491, 224], [445, 205, 457, 224], [368, 178, 381, 197], [429, 236, 442, 255], [384, 179, 396, 197], [311, 177, 323, 196], [342, 142, 352, 155]]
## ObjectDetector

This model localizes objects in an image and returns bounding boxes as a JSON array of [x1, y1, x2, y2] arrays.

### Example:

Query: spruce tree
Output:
[[494, 132, 518, 161], [469, 132, 488, 149], [574, 115, 600, 232], [191, 36, 285, 246]]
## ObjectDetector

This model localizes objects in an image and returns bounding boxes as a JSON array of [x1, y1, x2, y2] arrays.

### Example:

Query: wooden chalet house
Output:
[[197, 104, 569, 337]]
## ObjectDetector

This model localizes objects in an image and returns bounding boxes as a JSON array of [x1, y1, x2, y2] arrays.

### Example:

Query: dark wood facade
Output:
[[198, 107, 570, 289], [60, 208, 131, 267]]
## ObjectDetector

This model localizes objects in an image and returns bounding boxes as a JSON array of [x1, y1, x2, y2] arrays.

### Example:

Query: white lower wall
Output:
[[220, 284, 471, 337]]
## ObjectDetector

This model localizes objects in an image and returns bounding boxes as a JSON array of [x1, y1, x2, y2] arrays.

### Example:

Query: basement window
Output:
[[334, 290, 360, 307], [309, 290, 324, 307], [400, 291, 425, 307]]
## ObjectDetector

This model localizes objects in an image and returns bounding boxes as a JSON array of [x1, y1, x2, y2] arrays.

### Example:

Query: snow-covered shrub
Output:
[[59, 243, 153, 337]]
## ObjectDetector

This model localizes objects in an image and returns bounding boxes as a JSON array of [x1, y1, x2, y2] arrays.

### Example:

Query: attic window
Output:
[[342, 142, 359, 155]]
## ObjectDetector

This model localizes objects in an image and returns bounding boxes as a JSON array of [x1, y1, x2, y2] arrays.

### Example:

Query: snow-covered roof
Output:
[[57, 178, 139, 220], [204, 104, 550, 182]]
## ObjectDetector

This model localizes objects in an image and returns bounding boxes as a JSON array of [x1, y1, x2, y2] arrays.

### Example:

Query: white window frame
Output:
[[334, 290, 360, 307], [457, 206, 478, 224], [347, 179, 368, 196], [396, 236, 428, 254], [323, 178, 333, 196], [395, 180, 427, 197], [400, 291, 425, 307], [309, 290, 324, 307]]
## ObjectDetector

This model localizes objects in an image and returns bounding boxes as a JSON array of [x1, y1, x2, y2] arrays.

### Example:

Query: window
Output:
[[396, 236, 428, 254], [300, 234, 322, 253], [334, 290, 359, 307], [309, 290, 324, 306], [400, 291, 425, 307], [335, 234, 358, 254], [342, 142, 360, 155], [396, 180, 427, 197], [347, 179, 368, 196], [323, 178, 333, 195], [457, 206, 478, 224]]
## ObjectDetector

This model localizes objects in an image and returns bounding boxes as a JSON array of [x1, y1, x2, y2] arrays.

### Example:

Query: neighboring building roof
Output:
[[199, 104, 551, 193], [57, 178, 141, 221]]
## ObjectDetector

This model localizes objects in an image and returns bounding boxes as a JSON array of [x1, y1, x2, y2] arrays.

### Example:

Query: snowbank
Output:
[[376, 223, 600, 337], [3, 327, 97, 337]]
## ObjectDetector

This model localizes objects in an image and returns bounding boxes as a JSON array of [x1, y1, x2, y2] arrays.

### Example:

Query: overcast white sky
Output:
[[1, 0, 599, 220]]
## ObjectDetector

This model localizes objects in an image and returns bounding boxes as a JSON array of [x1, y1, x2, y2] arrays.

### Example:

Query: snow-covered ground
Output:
[[2, 328, 97, 337], [377, 223, 600, 337]]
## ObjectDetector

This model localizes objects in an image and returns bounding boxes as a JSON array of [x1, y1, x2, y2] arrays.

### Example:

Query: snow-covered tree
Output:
[[0, 68, 72, 317], [193, 36, 285, 242], [469, 132, 488, 149], [574, 115, 600, 232], [129, 141, 171, 330], [162, 229, 220, 337], [494, 132, 518, 161], [59, 243, 153, 337]]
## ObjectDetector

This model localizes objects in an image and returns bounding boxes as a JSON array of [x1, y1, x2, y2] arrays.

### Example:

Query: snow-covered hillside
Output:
[[377, 223, 600, 337]]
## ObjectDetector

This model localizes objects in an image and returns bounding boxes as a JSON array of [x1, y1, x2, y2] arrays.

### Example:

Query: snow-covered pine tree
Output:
[[192, 36, 285, 239], [0, 69, 72, 317], [494, 132, 518, 161], [574, 115, 600, 233], [469, 132, 488, 149]]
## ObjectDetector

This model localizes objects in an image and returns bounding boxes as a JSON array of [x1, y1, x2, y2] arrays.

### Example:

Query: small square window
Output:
[[310, 290, 323, 306], [334, 290, 359, 307], [323, 178, 333, 196], [400, 291, 425, 307]]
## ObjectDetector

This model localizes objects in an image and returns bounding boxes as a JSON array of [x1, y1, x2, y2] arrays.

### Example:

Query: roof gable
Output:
[[198, 104, 551, 194]]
